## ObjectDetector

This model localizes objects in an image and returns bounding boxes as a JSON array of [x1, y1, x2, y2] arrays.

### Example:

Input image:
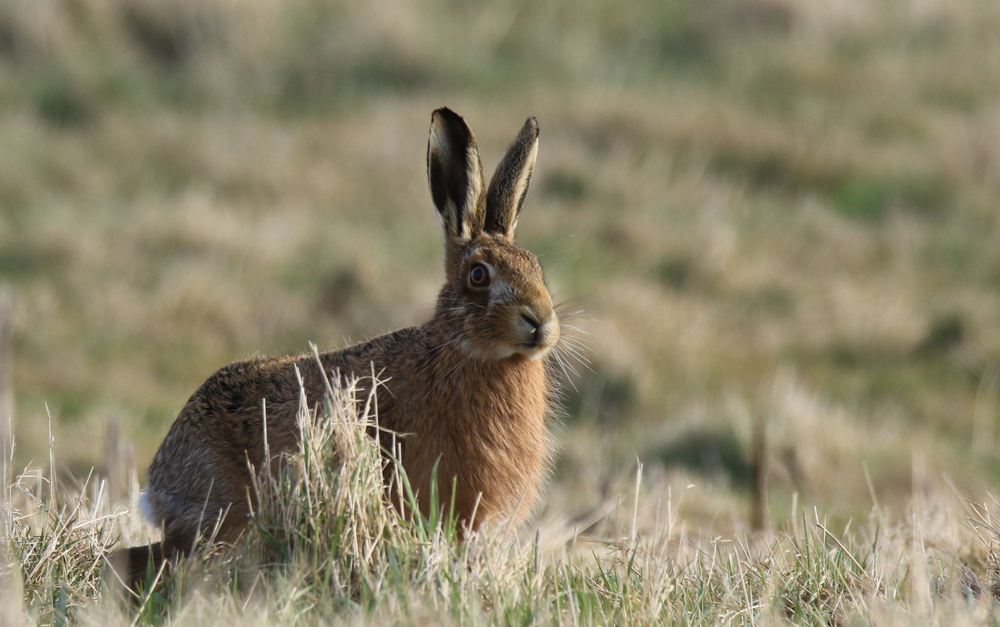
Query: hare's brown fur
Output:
[[113, 109, 559, 592]]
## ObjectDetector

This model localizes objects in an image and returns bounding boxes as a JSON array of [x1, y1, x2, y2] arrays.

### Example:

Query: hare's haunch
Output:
[[114, 109, 559, 591]]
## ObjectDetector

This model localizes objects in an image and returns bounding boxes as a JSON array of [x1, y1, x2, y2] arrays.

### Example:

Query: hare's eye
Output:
[[469, 263, 490, 287]]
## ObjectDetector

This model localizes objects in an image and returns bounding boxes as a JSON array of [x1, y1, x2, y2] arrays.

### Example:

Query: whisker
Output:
[[560, 346, 592, 363], [561, 347, 591, 366], [561, 338, 591, 357], [552, 352, 579, 393], [556, 341, 594, 373], [554, 305, 601, 321], [550, 346, 579, 379], [560, 349, 592, 372], [559, 334, 591, 348], [553, 296, 588, 309], [558, 337, 592, 358], [560, 324, 594, 337], [556, 347, 582, 377]]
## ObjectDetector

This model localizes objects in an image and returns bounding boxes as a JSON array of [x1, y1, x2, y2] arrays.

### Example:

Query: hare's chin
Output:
[[515, 344, 554, 360], [457, 338, 553, 361]]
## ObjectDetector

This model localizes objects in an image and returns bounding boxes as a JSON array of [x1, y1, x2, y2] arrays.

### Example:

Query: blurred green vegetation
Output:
[[1, 0, 999, 529]]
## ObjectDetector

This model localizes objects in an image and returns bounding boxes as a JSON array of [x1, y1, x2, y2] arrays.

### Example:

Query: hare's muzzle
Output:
[[516, 308, 559, 358]]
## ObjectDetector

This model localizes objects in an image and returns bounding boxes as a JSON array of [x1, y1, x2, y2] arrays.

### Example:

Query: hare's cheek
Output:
[[485, 279, 517, 307]]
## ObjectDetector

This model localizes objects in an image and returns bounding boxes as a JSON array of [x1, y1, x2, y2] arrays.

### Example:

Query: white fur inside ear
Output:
[[428, 121, 450, 161], [513, 141, 538, 205], [507, 140, 537, 236], [459, 210, 472, 242], [461, 143, 482, 241], [428, 118, 482, 242]]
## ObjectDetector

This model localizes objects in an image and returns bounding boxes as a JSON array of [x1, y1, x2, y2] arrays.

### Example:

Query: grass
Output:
[[2, 0, 1000, 621], [5, 379, 1000, 625]]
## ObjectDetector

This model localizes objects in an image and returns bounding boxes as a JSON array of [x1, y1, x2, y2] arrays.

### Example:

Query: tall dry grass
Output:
[[3, 375, 1000, 624]]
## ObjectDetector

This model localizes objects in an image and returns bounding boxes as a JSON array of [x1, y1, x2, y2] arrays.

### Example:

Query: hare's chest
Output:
[[390, 357, 550, 527], [433, 391, 548, 525]]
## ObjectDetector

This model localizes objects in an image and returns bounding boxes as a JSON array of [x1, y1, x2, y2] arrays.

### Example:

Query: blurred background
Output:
[[1, 0, 999, 533]]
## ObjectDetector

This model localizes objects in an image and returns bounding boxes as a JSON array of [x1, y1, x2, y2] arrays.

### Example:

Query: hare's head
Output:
[[427, 108, 559, 361]]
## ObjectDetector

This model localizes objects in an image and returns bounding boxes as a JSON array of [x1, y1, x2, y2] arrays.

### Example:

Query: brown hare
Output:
[[113, 108, 561, 592]]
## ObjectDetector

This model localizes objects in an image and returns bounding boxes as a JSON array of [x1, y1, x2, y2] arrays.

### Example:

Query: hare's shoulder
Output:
[[178, 325, 431, 426], [320, 326, 429, 377], [181, 354, 306, 421]]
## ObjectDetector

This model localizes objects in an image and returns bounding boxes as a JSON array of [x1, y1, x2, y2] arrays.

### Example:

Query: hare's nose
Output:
[[521, 313, 541, 331], [521, 313, 542, 344], [520, 309, 558, 348]]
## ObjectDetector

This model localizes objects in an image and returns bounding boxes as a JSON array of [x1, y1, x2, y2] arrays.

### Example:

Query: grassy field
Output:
[[6, 380, 1000, 625], [2, 0, 1000, 623]]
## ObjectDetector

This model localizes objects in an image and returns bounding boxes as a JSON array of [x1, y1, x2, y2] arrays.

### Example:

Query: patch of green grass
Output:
[[563, 368, 637, 425], [655, 256, 694, 290], [792, 343, 975, 435], [4, 241, 73, 278], [0, 246, 47, 282], [648, 427, 753, 488], [737, 285, 796, 316], [833, 177, 891, 222], [541, 169, 589, 203], [746, 66, 799, 114], [708, 143, 846, 193], [654, 12, 716, 69], [32, 73, 96, 128], [832, 175, 953, 222], [120, 3, 197, 70]]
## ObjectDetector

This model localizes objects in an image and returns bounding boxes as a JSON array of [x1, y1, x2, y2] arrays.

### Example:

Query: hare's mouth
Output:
[[512, 312, 559, 359], [515, 341, 555, 360]]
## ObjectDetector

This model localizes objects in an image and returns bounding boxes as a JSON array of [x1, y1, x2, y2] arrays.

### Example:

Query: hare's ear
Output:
[[427, 108, 485, 245], [485, 117, 539, 240]]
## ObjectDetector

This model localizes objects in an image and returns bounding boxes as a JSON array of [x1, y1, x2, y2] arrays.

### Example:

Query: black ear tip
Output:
[[522, 116, 539, 139], [432, 107, 465, 125], [431, 108, 476, 146]]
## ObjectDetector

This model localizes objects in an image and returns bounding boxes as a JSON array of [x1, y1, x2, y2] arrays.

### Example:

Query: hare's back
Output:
[[142, 355, 307, 538], [142, 326, 426, 541]]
